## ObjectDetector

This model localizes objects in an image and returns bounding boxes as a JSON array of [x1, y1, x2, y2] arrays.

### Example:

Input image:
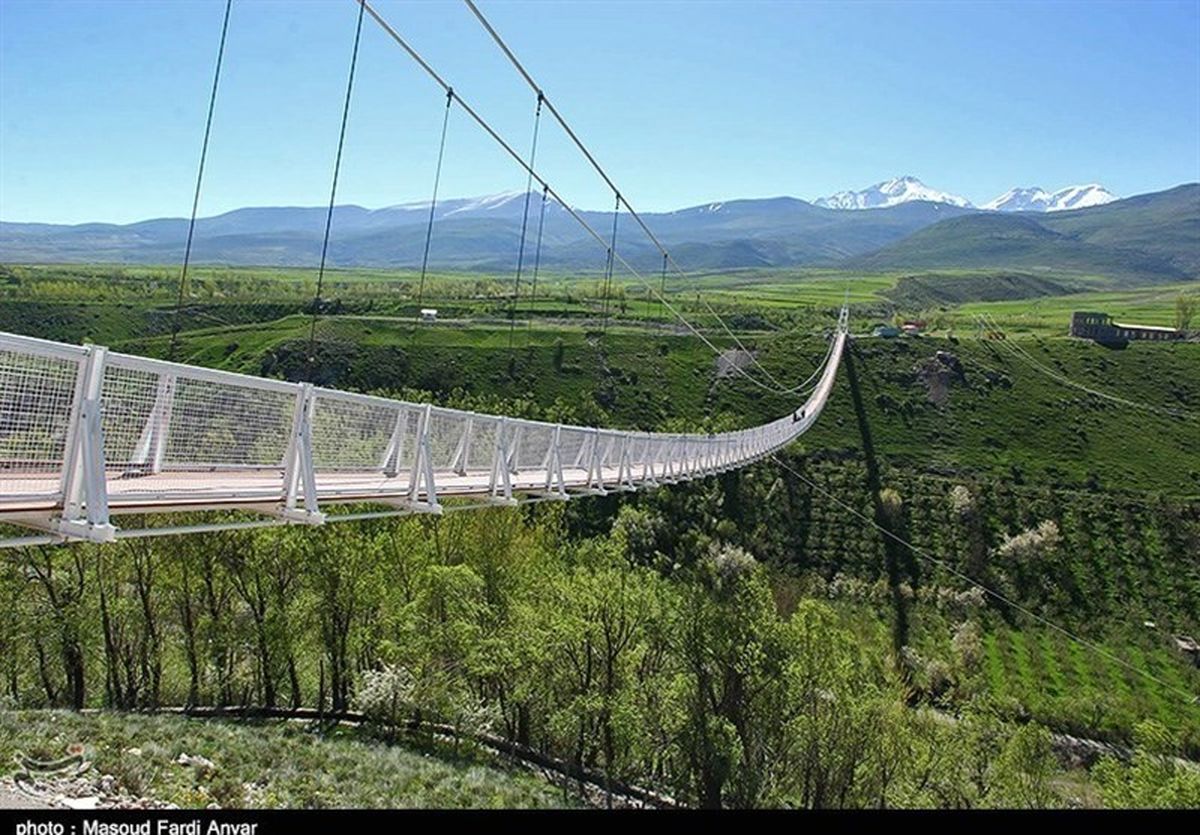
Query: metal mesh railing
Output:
[[0, 322, 846, 542], [0, 339, 87, 507]]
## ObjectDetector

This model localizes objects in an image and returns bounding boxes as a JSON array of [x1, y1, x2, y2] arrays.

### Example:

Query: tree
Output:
[[670, 545, 789, 808], [23, 546, 89, 709], [988, 723, 1059, 808], [1175, 294, 1197, 331], [1093, 720, 1200, 808], [302, 527, 384, 712]]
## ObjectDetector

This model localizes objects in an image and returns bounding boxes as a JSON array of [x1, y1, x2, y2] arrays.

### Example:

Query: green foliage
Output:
[[1093, 720, 1200, 808], [1177, 293, 1198, 331]]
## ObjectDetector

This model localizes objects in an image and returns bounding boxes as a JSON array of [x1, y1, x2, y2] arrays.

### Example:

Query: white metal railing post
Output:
[[586, 428, 605, 493], [488, 417, 516, 505], [128, 371, 176, 475], [542, 423, 568, 499], [451, 416, 474, 476], [57, 349, 91, 507], [507, 423, 523, 475], [280, 383, 325, 525], [572, 428, 590, 471], [56, 344, 116, 542], [617, 434, 634, 491], [663, 436, 677, 482], [405, 403, 441, 512], [380, 405, 408, 478], [640, 433, 657, 486]]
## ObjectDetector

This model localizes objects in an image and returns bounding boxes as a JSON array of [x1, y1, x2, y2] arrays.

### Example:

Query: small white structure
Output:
[[420, 308, 438, 323]]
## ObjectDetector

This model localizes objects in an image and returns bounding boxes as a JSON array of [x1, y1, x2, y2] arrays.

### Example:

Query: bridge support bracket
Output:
[[380, 499, 444, 516], [274, 506, 328, 526], [522, 490, 570, 502], [1, 513, 108, 546], [50, 517, 118, 544]]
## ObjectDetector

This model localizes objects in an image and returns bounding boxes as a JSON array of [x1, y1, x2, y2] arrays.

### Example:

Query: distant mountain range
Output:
[[813, 175, 1117, 212], [0, 182, 1195, 281], [813, 176, 974, 210], [981, 184, 1117, 213]]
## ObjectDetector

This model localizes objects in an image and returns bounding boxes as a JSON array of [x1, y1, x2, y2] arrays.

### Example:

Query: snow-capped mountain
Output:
[[982, 184, 1117, 213], [814, 176, 973, 210]]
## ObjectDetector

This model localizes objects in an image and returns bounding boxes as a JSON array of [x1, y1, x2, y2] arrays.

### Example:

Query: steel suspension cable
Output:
[[658, 253, 667, 330], [168, 0, 233, 363], [461, 0, 661, 252], [509, 93, 544, 351], [696, 293, 805, 393], [308, 0, 366, 369], [417, 89, 454, 319], [601, 194, 621, 333], [461, 0, 800, 395], [769, 454, 1199, 706], [527, 185, 549, 333], [356, 0, 788, 394]]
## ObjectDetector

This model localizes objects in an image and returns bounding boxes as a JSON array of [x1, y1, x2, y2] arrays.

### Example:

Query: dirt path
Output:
[[0, 784, 56, 809]]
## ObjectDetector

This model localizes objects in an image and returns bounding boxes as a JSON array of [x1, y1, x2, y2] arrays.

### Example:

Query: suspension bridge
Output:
[[0, 0, 851, 548]]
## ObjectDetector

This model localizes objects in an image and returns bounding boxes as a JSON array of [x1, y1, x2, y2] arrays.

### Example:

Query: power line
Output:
[[976, 313, 1195, 420], [308, 0, 366, 372], [169, 0, 233, 363], [769, 454, 1199, 706]]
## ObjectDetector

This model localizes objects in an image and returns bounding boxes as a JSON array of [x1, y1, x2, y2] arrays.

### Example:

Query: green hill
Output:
[[1038, 183, 1200, 274], [852, 184, 1199, 282]]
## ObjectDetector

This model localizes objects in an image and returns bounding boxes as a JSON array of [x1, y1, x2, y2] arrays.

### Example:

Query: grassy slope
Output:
[[788, 336, 1200, 494], [952, 282, 1199, 334], [0, 710, 573, 809], [92, 312, 1200, 495], [849, 184, 1200, 281], [1038, 183, 1200, 275], [851, 214, 1189, 281]]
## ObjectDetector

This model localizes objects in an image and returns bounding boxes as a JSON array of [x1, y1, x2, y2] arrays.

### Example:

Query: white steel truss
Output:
[[0, 309, 847, 547]]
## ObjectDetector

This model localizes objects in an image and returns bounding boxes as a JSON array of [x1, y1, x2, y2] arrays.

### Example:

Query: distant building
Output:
[[1069, 311, 1182, 344], [420, 308, 438, 322], [872, 324, 900, 338]]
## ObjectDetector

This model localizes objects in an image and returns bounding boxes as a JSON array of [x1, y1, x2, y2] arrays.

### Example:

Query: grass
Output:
[[0, 709, 575, 809], [977, 625, 1200, 754], [951, 281, 1199, 335]]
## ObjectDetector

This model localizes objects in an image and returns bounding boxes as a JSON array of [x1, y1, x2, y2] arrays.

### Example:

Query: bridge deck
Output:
[[0, 461, 680, 515]]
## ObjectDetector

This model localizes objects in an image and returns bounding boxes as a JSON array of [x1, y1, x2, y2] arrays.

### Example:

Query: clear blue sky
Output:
[[1, 0, 1197, 224]]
